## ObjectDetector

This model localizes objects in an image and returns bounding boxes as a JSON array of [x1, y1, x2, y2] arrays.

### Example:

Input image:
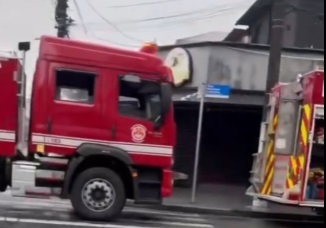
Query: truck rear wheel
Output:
[[71, 167, 126, 221]]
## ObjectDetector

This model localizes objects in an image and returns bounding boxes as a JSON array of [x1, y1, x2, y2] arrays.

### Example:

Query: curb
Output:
[[128, 203, 323, 221]]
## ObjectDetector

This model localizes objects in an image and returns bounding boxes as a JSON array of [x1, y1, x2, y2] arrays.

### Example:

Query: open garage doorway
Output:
[[173, 103, 262, 187], [199, 104, 262, 185]]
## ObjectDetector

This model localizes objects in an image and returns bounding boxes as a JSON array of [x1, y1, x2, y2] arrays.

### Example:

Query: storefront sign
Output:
[[164, 48, 193, 87], [205, 84, 231, 99]]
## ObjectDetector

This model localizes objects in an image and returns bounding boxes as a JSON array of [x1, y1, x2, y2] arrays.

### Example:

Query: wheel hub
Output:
[[82, 178, 116, 212]]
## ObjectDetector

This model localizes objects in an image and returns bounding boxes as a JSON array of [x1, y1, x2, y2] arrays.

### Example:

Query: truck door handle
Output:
[[47, 118, 53, 133], [111, 125, 117, 140]]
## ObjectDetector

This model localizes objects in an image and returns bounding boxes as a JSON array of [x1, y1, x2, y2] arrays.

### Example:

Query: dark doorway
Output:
[[199, 104, 262, 185], [173, 103, 262, 187]]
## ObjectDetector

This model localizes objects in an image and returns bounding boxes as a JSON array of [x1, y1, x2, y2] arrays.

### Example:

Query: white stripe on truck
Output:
[[0, 130, 15, 142], [0, 130, 173, 156], [32, 133, 173, 156]]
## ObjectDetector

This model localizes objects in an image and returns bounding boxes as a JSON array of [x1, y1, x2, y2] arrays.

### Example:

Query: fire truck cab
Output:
[[248, 69, 324, 214], [0, 36, 176, 220]]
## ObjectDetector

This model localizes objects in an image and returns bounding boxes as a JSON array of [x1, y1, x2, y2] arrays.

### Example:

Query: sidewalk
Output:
[[134, 183, 317, 219]]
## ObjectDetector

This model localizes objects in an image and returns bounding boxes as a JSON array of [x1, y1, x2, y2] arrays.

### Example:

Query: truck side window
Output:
[[118, 76, 161, 122], [55, 69, 96, 104]]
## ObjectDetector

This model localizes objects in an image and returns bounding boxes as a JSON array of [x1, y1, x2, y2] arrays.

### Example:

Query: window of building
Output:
[[56, 69, 96, 104], [118, 75, 162, 122]]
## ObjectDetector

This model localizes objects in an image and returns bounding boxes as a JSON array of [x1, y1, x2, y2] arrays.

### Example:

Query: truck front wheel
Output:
[[71, 167, 126, 221]]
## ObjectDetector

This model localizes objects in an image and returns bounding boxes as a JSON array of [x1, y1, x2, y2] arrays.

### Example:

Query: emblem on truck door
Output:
[[131, 124, 147, 143]]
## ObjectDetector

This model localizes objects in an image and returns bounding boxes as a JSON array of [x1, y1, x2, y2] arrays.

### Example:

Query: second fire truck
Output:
[[247, 68, 324, 214]]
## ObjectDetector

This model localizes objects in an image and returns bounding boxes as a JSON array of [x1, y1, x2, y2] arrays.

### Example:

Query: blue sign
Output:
[[205, 84, 231, 99]]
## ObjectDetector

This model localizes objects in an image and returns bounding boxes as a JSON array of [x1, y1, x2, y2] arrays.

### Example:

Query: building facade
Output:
[[236, 0, 324, 49], [159, 42, 324, 186]]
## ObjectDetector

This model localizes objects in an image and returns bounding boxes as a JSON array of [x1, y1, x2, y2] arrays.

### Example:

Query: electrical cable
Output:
[[91, 33, 141, 48], [115, 3, 241, 24], [106, 0, 183, 8], [73, 0, 88, 35], [115, 4, 250, 30], [85, 0, 144, 43]]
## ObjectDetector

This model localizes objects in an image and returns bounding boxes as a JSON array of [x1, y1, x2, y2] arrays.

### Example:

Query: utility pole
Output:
[[55, 0, 72, 38], [263, 0, 286, 120]]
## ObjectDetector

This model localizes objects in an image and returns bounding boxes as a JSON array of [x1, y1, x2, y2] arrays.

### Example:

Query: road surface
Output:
[[0, 191, 323, 228]]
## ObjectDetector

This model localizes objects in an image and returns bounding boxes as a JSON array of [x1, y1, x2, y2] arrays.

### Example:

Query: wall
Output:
[[250, 12, 271, 45], [160, 44, 324, 93], [246, 0, 324, 49], [296, 0, 324, 49], [208, 46, 324, 91], [248, 5, 298, 47]]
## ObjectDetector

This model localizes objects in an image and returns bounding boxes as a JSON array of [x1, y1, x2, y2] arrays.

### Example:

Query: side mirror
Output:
[[18, 42, 31, 52], [161, 83, 172, 115]]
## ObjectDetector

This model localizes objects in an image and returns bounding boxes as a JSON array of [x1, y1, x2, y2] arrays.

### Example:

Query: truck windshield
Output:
[[119, 78, 162, 122]]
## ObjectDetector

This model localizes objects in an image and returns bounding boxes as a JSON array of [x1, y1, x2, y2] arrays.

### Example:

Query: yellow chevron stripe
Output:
[[288, 179, 294, 189], [301, 120, 308, 146], [304, 105, 312, 121], [274, 115, 278, 126], [299, 155, 305, 168], [291, 157, 298, 175], [261, 115, 278, 195], [262, 154, 275, 195], [266, 168, 274, 195]]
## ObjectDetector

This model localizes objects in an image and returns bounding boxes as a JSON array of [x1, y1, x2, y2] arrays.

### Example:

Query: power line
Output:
[[91, 32, 141, 48], [73, 0, 88, 35], [105, 0, 182, 8], [68, 1, 142, 48], [115, 5, 250, 30], [114, 3, 249, 25], [85, 0, 144, 43]]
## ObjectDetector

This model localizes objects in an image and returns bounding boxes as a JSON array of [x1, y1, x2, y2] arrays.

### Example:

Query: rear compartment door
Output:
[[0, 58, 19, 157], [272, 155, 290, 195]]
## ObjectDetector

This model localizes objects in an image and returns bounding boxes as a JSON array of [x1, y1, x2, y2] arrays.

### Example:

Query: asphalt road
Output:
[[0, 192, 323, 228]]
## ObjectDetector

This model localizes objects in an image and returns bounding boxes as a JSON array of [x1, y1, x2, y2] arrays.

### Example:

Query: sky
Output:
[[68, 0, 255, 49], [0, 0, 255, 102]]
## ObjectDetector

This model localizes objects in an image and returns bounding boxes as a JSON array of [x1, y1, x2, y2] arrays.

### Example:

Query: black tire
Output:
[[70, 167, 126, 221]]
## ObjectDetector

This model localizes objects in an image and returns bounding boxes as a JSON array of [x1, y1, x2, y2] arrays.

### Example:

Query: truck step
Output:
[[11, 160, 63, 198], [36, 156, 68, 171], [134, 168, 162, 204]]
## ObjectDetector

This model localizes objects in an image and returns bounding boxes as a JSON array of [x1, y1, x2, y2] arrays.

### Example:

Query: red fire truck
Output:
[[248, 69, 324, 214], [0, 36, 176, 220]]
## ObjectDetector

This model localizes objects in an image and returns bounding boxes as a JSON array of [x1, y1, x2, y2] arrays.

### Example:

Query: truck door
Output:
[[43, 63, 108, 156], [108, 72, 172, 165]]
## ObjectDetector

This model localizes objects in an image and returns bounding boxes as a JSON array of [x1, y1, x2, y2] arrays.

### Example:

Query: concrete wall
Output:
[[247, 0, 324, 49], [208, 46, 323, 91], [160, 44, 324, 92]]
